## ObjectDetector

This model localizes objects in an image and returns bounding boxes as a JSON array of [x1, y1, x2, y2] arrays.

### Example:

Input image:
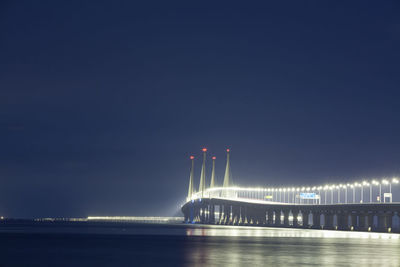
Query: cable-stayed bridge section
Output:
[[181, 148, 400, 233]]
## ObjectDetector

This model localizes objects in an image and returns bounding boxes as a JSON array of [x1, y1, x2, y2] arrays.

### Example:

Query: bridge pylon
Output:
[[223, 148, 233, 188], [187, 156, 195, 201], [210, 156, 216, 188], [198, 148, 207, 197]]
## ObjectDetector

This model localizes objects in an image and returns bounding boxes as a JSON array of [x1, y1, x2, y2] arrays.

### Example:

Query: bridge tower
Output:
[[187, 156, 195, 200], [210, 156, 216, 188], [198, 148, 207, 197], [223, 148, 232, 187]]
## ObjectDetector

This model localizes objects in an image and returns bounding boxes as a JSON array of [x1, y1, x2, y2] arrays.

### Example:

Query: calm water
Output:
[[1, 222, 399, 266]]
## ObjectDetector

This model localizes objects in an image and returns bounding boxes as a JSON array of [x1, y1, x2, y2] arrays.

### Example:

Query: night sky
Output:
[[1, 1, 400, 218]]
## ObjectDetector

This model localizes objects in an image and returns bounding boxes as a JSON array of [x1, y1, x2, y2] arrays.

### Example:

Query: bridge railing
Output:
[[187, 179, 399, 205], [188, 187, 321, 205]]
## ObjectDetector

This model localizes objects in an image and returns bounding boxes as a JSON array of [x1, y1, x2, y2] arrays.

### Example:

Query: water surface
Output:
[[0, 222, 399, 266]]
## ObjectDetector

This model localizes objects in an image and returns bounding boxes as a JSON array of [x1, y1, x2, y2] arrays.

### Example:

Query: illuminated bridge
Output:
[[181, 148, 400, 233]]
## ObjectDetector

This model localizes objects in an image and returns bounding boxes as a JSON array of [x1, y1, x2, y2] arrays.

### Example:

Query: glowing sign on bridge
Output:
[[300, 193, 319, 199]]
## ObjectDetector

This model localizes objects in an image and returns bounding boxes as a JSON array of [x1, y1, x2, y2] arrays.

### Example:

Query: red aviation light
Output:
[[212, 156, 216, 160], [190, 156, 194, 160], [202, 148, 207, 152], [226, 148, 230, 152]]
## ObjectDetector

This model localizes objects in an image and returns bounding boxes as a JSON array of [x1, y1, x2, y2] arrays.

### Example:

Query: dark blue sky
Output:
[[1, 1, 400, 217]]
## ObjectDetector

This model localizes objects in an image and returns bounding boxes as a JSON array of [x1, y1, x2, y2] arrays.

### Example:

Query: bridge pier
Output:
[[274, 210, 281, 226], [292, 210, 299, 227], [377, 212, 393, 232], [366, 212, 374, 232], [259, 208, 267, 225], [238, 206, 243, 225], [312, 212, 321, 229], [337, 211, 348, 230], [349, 212, 357, 230], [283, 210, 290, 227], [226, 205, 232, 225], [324, 212, 334, 230], [267, 210, 274, 226], [302, 210, 310, 228], [209, 204, 215, 224], [358, 212, 367, 231]]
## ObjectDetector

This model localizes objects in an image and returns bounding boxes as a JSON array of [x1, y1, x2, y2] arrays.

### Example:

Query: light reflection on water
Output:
[[1, 223, 399, 266], [185, 224, 400, 239], [183, 225, 400, 266]]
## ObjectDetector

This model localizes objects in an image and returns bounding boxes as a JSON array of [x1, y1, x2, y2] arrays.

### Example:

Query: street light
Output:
[[372, 180, 379, 203], [345, 184, 350, 204], [362, 181, 369, 203], [283, 188, 287, 203], [351, 184, 356, 203], [330, 185, 334, 204], [324, 185, 329, 204], [306, 187, 310, 204], [291, 188, 295, 204], [382, 179, 389, 203], [312, 186, 317, 204], [391, 178, 399, 203]]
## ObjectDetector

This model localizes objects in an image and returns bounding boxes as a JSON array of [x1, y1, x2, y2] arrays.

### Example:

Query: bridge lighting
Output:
[[212, 156, 216, 160], [382, 179, 389, 185], [393, 178, 399, 184], [190, 156, 194, 159], [226, 148, 230, 152], [336, 186, 340, 203], [202, 148, 207, 152]]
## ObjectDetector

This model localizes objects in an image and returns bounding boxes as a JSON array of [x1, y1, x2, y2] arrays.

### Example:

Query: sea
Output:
[[0, 220, 399, 266]]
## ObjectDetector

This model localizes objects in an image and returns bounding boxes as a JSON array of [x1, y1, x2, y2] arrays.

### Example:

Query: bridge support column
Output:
[[337, 212, 348, 230], [324, 212, 334, 230], [274, 210, 281, 226], [358, 213, 367, 231], [283, 210, 290, 227], [220, 205, 226, 224], [218, 205, 222, 224], [247, 207, 254, 225], [302, 211, 310, 228], [227, 205, 232, 225], [201, 204, 208, 224], [238, 206, 243, 225], [312, 212, 321, 229], [259, 209, 267, 225], [366, 213, 374, 231], [210, 204, 214, 224], [267, 210, 274, 226], [234, 206, 241, 225], [204, 205, 209, 224], [378, 213, 387, 232], [378, 212, 393, 232], [292, 210, 299, 227], [349, 212, 357, 230], [243, 206, 248, 225]]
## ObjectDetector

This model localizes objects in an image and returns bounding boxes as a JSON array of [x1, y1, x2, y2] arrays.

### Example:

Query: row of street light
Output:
[[260, 178, 399, 204]]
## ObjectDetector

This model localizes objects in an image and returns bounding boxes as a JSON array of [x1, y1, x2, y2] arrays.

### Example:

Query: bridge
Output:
[[181, 148, 400, 233]]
